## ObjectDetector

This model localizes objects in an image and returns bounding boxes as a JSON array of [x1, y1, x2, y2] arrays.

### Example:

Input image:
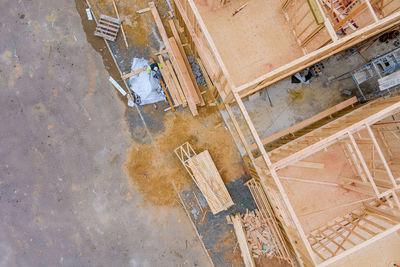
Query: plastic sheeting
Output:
[[128, 58, 166, 105]]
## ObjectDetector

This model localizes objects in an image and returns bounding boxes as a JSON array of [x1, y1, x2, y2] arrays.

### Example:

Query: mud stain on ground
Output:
[[124, 109, 245, 206]]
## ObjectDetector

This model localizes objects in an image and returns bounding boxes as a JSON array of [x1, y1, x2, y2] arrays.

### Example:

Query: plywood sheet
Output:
[[188, 150, 234, 214], [193, 0, 304, 87]]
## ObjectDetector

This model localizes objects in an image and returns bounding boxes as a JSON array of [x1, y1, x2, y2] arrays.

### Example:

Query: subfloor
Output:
[[194, 0, 304, 87], [277, 143, 367, 235]]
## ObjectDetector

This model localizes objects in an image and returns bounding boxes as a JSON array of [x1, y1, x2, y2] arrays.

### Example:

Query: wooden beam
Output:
[[166, 60, 187, 107], [169, 37, 199, 115], [366, 0, 379, 22], [364, 203, 400, 222], [111, 0, 129, 48], [121, 67, 146, 79], [333, 2, 368, 31], [136, 7, 150, 14], [168, 19, 204, 106], [250, 97, 357, 150], [365, 124, 397, 188], [348, 132, 380, 196], [231, 214, 256, 267], [289, 161, 325, 169], [158, 55, 180, 106]]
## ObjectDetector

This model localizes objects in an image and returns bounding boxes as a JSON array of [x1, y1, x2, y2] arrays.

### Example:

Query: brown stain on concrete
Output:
[[124, 109, 244, 206]]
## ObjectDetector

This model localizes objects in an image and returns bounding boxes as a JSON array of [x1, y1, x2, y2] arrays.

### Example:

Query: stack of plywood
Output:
[[149, 2, 205, 116], [174, 142, 233, 214], [187, 150, 234, 214]]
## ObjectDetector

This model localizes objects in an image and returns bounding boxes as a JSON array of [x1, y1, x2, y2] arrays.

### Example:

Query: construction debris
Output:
[[241, 209, 277, 259]]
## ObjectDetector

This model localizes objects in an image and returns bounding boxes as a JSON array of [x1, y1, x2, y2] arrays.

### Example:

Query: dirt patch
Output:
[[124, 109, 245, 206]]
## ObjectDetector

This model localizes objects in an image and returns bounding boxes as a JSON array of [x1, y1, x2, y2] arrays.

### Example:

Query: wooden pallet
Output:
[[94, 14, 121, 42]]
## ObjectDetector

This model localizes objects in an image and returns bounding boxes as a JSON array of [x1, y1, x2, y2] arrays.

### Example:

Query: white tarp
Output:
[[129, 58, 166, 105]]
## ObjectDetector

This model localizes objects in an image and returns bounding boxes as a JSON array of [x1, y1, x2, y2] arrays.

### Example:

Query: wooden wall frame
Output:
[[223, 95, 400, 266]]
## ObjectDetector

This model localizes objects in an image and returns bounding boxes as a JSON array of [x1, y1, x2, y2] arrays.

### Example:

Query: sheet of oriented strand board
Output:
[[188, 150, 234, 214], [193, 0, 304, 87], [276, 143, 368, 235]]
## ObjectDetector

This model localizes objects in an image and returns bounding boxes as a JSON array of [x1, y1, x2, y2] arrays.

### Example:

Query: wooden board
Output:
[[187, 150, 234, 214], [166, 59, 187, 107], [121, 67, 146, 79], [168, 19, 205, 106], [231, 214, 256, 267], [169, 37, 199, 115], [158, 55, 181, 106]]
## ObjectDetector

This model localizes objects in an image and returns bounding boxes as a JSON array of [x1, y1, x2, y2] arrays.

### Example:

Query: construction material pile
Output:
[[241, 209, 277, 259]]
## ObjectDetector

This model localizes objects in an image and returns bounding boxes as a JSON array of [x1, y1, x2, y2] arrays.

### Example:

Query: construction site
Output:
[[1, 0, 400, 266]]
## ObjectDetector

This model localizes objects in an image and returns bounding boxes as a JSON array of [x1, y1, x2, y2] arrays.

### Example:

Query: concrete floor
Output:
[[222, 39, 400, 155], [0, 0, 212, 265]]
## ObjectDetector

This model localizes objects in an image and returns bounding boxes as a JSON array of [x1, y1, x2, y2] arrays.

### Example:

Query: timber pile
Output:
[[241, 209, 277, 259], [146, 2, 205, 115], [228, 210, 279, 267]]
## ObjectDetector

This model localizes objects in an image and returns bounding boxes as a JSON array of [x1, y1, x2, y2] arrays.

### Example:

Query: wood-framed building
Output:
[[173, 0, 400, 102], [172, 0, 400, 265], [231, 95, 400, 266]]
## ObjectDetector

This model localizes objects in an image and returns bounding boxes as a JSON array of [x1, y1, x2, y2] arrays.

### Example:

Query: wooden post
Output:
[[348, 132, 380, 196], [112, 0, 129, 48]]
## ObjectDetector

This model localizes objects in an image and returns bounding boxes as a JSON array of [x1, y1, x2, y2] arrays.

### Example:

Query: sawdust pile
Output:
[[124, 110, 244, 206]]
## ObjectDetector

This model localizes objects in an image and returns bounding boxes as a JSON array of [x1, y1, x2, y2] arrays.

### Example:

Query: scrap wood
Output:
[[111, 0, 129, 48], [239, 209, 278, 259], [121, 67, 147, 79], [232, 3, 248, 16]]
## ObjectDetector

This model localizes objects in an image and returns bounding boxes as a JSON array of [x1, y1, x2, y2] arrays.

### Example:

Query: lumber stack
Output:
[[174, 142, 233, 214], [187, 151, 234, 214], [148, 2, 205, 115]]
